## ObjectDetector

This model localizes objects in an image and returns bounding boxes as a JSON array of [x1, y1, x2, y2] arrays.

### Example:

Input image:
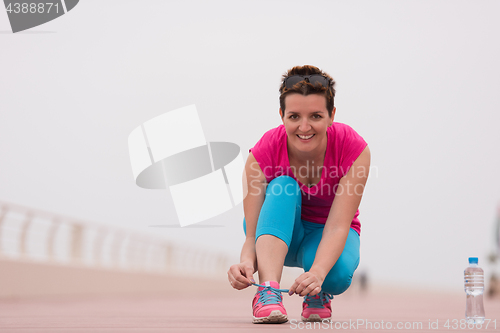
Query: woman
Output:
[[227, 65, 370, 324]]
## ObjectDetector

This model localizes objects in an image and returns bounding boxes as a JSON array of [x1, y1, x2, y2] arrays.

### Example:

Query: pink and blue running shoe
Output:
[[252, 281, 289, 324], [301, 291, 334, 322]]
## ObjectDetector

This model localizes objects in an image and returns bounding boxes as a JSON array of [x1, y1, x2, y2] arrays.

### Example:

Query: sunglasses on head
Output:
[[282, 74, 331, 89]]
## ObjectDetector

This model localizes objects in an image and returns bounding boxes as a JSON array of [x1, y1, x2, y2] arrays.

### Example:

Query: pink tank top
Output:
[[249, 123, 367, 235]]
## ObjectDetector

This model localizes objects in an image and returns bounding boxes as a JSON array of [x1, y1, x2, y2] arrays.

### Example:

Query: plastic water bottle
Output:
[[464, 257, 485, 324]]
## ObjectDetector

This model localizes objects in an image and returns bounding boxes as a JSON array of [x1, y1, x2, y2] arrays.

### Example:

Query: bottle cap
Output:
[[468, 257, 478, 264]]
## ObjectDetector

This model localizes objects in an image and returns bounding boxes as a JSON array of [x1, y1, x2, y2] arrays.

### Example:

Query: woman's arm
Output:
[[289, 146, 371, 296], [227, 152, 267, 289]]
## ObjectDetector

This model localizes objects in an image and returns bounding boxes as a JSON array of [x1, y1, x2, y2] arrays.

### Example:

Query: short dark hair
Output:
[[279, 65, 336, 118]]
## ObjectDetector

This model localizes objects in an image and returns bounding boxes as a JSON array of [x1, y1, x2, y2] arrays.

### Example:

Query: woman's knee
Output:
[[266, 176, 301, 198], [321, 258, 359, 295], [322, 272, 352, 295]]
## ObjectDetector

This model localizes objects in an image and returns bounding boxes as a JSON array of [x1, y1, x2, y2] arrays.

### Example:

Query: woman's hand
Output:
[[288, 271, 324, 296], [227, 261, 256, 290]]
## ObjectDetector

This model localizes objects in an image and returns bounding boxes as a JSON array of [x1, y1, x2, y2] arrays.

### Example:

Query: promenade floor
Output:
[[1, 279, 499, 333]]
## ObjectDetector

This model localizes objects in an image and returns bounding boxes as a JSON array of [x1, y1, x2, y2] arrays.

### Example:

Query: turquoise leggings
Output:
[[243, 175, 360, 295]]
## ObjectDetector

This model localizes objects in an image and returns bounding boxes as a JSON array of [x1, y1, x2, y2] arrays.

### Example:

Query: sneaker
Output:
[[301, 291, 334, 322], [252, 281, 288, 324]]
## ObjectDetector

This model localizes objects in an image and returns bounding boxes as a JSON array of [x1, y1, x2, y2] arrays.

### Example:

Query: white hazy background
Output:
[[1, 0, 499, 292]]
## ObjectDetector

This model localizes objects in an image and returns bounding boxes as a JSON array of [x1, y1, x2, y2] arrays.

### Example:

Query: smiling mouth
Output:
[[297, 134, 315, 140]]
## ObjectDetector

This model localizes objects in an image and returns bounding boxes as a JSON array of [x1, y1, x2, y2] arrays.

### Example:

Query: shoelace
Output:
[[304, 292, 333, 308], [252, 283, 289, 305]]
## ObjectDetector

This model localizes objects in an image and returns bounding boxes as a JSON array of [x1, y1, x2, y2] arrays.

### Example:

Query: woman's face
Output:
[[280, 93, 335, 155]]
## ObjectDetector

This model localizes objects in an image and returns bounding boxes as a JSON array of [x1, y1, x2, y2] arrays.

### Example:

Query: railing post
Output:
[[19, 212, 33, 258], [71, 222, 84, 264], [93, 229, 106, 267], [164, 243, 172, 273], [111, 232, 124, 269], [138, 238, 148, 271], [217, 256, 227, 274], [127, 237, 140, 271], [0, 204, 7, 257], [47, 218, 60, 262]]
